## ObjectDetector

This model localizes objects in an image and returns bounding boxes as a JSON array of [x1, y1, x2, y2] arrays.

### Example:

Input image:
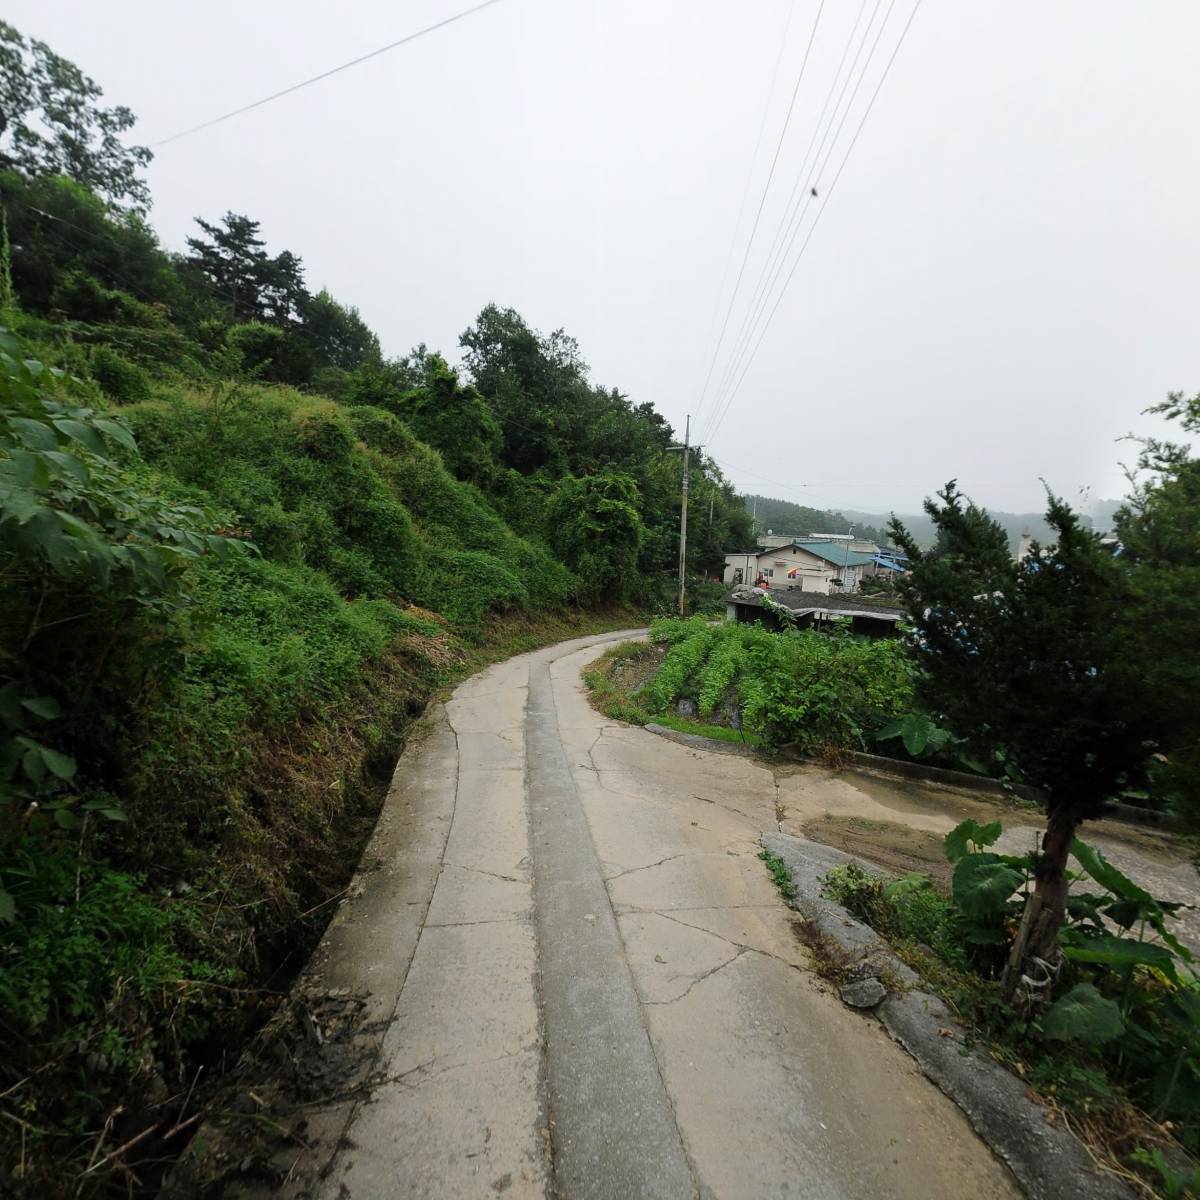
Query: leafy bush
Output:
[[645, 619, 915, 754], [823, 863, 964, 965], [824, 818, 1200, 1186], [88, 342, 152, 403], [649, 622, 716, 710]]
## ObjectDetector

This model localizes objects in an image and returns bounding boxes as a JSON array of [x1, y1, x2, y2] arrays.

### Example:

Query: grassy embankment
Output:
[[0, 337, 641, 1196]]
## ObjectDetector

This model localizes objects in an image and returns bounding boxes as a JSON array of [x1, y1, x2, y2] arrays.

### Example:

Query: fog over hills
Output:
[[745, 493, 1123, 552]]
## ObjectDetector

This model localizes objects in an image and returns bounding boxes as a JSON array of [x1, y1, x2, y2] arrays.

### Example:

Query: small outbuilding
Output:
[[724, 585, 906, 639]]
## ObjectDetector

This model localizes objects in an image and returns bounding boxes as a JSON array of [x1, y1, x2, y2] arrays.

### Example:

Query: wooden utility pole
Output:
[[677, 414, 691, 616]]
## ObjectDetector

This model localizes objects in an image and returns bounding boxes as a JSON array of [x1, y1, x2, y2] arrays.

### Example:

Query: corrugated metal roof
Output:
[[791, 540, 876, 568]]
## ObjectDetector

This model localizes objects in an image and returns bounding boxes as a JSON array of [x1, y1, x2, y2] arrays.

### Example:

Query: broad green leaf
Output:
[[885, 872, 931, 900], [875, 718, 904, 742], [1042, 983, 1124, 1044], [20, 696, 61, 720], [22, 747, 46, 784], [50, 418, 106, 457], [56, 511, 101, 541], [1063, 932, 1177, 978], [1071, 838, 1152, 904], [0, 489, 44, 525], [955, 752, 989, 775], [43, 450, 90, 482], [93, 418, 137, 452], [7, 417, 59, 451], [1103, 899, 1142, 930], [37, 744, 76, 781], [902, 712, 935, 756], [952, 852, 1023, 917], [944, 818, 1003, 863], [54, 808, 80, 830]]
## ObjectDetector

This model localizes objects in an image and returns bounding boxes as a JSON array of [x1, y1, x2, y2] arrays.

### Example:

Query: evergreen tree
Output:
[[1114, 392, 1200, 826], [891, 484, 1153, 1001]]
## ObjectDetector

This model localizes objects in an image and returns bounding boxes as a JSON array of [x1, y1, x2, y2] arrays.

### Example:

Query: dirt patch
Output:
[[606, 641, 665, 693], [802, 814, 954, 884]]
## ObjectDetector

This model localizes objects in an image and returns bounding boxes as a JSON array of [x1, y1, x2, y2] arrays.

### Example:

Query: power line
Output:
[[701, 0, 888, 436], [692, 0, 799, 432], [153, 0, 506, 148], [704, 0, 922, 449], [691, 0, 826, 428]]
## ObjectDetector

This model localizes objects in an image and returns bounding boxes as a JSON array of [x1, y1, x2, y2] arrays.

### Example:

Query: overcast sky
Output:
[[11, 0, 1199, 514]]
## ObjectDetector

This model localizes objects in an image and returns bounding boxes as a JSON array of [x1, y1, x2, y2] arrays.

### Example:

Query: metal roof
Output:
[[724, 586, 905, 622], [789, 540, 877, 568]]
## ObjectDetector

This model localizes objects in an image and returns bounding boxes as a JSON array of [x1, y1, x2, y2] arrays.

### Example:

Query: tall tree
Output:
[[0, 22, 151, 211], [890, 484, 1152, 1002], [299, 289, 381, 370], [1113, 392, 1200, 826], [185, 212, 309, 326], [546, 472, 645, 605], [0, 169, 176, 313]]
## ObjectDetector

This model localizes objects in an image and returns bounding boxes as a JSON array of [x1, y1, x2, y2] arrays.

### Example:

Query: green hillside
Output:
[[0, 25, 752, 1194]]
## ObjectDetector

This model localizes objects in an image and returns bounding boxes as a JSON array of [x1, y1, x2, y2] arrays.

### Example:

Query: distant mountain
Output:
[[742, 494, 892, 548], [837, 498, 1124, 553], [743, 494, 1124, 553]]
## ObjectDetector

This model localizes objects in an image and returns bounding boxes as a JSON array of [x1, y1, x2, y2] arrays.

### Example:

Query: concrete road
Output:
[[299, 632, 1019, 1199]]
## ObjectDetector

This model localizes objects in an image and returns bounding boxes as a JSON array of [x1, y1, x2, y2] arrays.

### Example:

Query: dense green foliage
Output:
[[823, 821, 1200, 1191], [644, 619, 914, 755], [890, 484, 1157, 991], [0, 24, 757, 1193], [1113, 393, 1200, 828], [0, 22, 152, 211], [742, 492, 890, 547]]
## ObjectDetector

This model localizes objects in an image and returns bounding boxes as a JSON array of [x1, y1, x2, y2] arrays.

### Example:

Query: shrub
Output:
[[88, 342, 152, 403], [646, 619, 914, 754]]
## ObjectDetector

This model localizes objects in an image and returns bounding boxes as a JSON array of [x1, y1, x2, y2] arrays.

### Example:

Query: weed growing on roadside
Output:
[[758, 849, 797, 901]]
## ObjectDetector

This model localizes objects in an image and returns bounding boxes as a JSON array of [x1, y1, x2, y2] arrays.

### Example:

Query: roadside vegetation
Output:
[[822, 818, 1200, 1197], [2, 17, 1199, 1198], [584, 617, 913, 756], [0, 23, 756, 1195]]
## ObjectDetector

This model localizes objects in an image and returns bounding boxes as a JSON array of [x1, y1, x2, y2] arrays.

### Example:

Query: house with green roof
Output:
[[787, 540, 877, 592]]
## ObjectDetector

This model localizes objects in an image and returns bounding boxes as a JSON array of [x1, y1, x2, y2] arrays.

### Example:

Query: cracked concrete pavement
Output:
[[290, 631, 1020, 1199]]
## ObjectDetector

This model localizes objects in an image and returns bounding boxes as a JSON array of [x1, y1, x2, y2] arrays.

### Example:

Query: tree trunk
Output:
[[1001, 801, 1084, 1005]]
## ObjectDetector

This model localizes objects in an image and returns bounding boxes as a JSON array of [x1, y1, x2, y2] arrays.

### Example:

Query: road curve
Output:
[[277, 630, 1020, 1199]]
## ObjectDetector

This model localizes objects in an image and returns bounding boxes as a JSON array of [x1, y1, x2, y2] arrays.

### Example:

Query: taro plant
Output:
[[943, 818, 1200, 1149]]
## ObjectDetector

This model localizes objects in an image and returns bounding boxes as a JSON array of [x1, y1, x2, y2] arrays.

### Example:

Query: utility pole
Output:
[[677, 414, 691, 616]]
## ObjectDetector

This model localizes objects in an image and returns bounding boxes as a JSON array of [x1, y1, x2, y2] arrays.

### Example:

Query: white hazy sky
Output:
[[9, 0, 1200, 514]]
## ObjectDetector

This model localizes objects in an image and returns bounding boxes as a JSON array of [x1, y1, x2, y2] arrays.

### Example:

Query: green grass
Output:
[[648, 711, 764, 747], [758, 849, 797, 900]]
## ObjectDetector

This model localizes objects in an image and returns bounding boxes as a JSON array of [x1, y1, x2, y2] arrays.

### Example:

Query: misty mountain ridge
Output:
[[744, 493, 1122, 553]]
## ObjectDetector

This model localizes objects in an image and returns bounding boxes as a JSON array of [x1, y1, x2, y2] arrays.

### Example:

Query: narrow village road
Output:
[[293, 631, 1019, 1199]]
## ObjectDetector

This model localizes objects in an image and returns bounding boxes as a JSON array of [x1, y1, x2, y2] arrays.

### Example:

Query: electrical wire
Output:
[[690, 0, 826, 429], [703, 0, 922, 449], [692, 0, 799, 433], [153, 0, 506, 148], [700, 0, 890, 435]]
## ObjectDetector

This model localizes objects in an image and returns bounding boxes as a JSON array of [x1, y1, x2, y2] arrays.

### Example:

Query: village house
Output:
[[722, 546, 835, 593]]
